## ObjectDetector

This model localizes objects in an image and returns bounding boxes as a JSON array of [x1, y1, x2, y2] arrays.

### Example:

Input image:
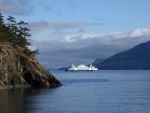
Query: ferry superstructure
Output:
[[66, 64, 98, 71]]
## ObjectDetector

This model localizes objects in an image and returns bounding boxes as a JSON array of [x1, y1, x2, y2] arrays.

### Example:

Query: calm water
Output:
[[0, 70, 150, 113]]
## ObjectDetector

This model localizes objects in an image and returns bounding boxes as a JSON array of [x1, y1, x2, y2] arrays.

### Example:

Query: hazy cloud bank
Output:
[[30, 28, 150, 68], [30, 21, 104, 34], [0, 0, 32, 15]]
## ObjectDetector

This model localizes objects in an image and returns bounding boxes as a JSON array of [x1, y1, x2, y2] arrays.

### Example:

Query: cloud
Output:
[[30, 28, 150, 68], [129, 28, 150, 37], [44, 6, 53, 11], [39, 4, 53, 11], [0, 0, 32, 15], [67, 1, 76, 11], [29, 21, 104, 34]]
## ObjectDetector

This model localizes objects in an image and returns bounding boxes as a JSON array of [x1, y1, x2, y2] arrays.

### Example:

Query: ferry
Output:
[[66, 64, 98, 71]]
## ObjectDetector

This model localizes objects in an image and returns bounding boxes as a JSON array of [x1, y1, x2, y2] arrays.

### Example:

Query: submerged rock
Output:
[[0, 42, 62, 89]]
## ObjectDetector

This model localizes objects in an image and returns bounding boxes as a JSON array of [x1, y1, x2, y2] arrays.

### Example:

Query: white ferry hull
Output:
[[66, 64, 98, 71], [66, 69, 98, 71]]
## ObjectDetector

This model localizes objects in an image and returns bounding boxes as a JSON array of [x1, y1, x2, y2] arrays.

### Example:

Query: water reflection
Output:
[[0, 88, 49, 113], [60, 78, 109, 85], [0, 70, 150, 113]]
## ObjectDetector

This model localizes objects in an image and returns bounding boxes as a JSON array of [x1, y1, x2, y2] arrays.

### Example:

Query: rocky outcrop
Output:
[[0, 42, 62, 89]]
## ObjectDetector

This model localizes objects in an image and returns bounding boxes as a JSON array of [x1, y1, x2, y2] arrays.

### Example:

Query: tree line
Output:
[[0, 12, 39, 56]]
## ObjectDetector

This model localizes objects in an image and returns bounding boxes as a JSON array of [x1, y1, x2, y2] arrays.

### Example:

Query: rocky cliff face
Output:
[[0, 42, 62, 89]]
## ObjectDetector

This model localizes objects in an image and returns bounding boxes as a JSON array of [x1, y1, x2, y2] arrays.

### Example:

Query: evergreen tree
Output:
[[0, 11, 4, 24], [0, 12, 39, 56], [0, 12, 9, 41]]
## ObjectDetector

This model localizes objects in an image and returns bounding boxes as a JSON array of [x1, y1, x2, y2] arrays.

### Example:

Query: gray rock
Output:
[[0, 42, 62, 89]]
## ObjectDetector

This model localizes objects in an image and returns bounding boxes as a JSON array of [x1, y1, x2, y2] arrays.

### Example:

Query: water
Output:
[[0, 70, 150, 113]]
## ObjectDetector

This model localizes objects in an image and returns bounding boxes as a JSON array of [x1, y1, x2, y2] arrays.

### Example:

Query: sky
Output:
[[1, 0, 150, 68]]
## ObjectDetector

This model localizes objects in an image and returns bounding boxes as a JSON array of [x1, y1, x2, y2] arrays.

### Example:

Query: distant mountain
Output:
[[92, 58, 104, 67], [58, 67, 68, 70], [94, 41, 150, 70]]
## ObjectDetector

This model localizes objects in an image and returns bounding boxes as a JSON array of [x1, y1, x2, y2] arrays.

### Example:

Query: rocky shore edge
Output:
[[0, 42, 62, 89]]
